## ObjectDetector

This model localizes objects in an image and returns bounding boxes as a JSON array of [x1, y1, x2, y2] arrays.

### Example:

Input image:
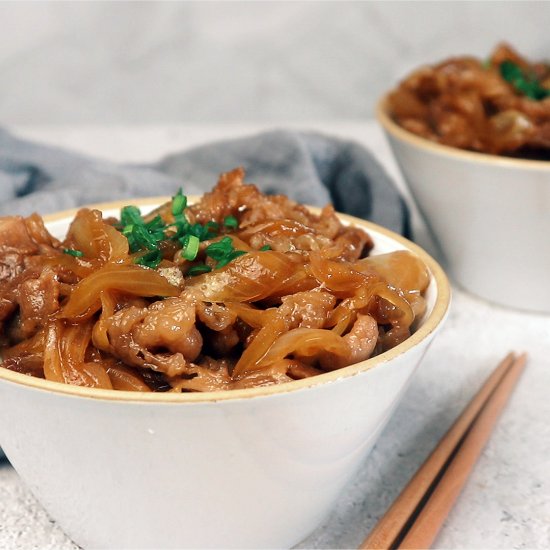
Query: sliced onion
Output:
[[60, 264, 180, 321], [252, 328, 348, 372], [186, 251, 295, 302], [107, 364, 152, 392], [226, 302, 270, 329], [43, 320, 112, 388], [308, 252, 374, 294], [64, 208, 128, 263], [232, 315, 287, 376], [354, 251, 430, 293]]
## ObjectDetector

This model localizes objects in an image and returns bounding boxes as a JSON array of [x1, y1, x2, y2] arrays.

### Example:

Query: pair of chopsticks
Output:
[[360, 351, 527, 550]]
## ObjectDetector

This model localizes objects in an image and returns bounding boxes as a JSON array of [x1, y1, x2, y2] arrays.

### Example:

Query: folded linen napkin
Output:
[[0, 128, 410, 236]]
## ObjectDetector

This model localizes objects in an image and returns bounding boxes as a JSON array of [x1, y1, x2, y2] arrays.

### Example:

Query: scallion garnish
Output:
[[187, 264, 212, 276], [63, 248, 84, 258], [205, 236, 234, 261], [204, 236, 247, 269], [121, 205, 161, 253], [171, 188, 187, 216], [216, 249, 246, 269], [500, 60, 550, 101], [181, 234, 200, 261], [259, 244, 271, 251], [117, 190, 246, 274], [223, 215, 238, 230], [120, 205, 142, 228], [135, 249, 162, 269], [145, 215, 164, 232], [186, 222, 218, 242]]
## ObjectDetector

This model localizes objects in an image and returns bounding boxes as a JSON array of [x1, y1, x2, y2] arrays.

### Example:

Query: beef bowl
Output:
[[377, 44, 550, 312], [378, 97, 550, 312], [0, 173, 450, 549]]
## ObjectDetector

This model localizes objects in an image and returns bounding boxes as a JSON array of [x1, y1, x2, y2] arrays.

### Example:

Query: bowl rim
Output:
[[377, 95, 550, 171], [0, 197, 451, 404]]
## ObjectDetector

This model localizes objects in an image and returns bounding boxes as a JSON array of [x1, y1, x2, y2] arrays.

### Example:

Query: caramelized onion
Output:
[[253, 328, 348, 371], [225, 303, 269, 329], [308, 253, 375, 294], [355, 251, 430, 293], [43, 320, 112, 388], [187, 251, 295, 302], [107, 363, 152, 392], [232, 315, 287, 377], [61, 264, 180, 321], [64, 209, 129, 263]]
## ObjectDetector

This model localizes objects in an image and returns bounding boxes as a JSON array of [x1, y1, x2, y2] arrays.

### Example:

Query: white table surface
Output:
[[1, 122, 549, 550]]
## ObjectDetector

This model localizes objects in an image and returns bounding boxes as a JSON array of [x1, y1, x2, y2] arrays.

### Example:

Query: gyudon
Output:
[[0, 169, 429, 392], [388, 43, 550, 159]]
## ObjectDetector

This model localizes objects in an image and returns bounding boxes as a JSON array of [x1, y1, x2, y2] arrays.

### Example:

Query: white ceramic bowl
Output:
[[0, 199, 450, 549], [378, 97, 550, 313]]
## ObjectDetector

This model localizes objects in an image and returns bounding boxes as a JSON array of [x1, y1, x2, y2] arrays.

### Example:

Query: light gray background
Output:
[[0, 1, 548, 125]]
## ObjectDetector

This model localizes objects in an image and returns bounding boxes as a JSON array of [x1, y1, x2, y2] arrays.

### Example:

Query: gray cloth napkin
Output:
[[0, 128, 410, 236]]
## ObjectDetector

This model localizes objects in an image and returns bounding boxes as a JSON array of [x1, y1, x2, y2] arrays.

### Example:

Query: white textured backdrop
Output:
[[0, 1, 549, 123]]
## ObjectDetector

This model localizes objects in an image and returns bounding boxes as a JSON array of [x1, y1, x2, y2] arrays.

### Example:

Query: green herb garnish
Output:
[[205, 236, 234, 261], [120, 205, 142, 228], [500, 60, 550, 101], [205, 236, 247, 269], [135, 249, 163, 269], [171, 188, 187, 216], [187, 264, 212, 276], [170, 215, 190, 239], [63, 248, 84, 257], [259, 244, 271, 251], [120, 206, 164, 253], [186, 221, 219, 242], [117, 190, 245, 273], [216, 249, 246, 269], [180, 234, 200, 261], [223, 215, 239, 230]]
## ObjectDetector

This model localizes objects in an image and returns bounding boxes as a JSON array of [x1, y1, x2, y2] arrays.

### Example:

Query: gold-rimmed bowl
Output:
[[0, 199, 450, 549], [378, 96, 550, 313]]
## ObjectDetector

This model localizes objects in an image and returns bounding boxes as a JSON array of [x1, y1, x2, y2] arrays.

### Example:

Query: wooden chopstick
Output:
[[360, 352, 527, 550]]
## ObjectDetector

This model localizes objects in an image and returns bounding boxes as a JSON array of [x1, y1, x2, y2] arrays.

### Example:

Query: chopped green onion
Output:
[[500, 60, 550, 101], [145, 215, 164, 232], [135, 250, 162, 269], [181, 234, 200, 261], [120, 205, 143, 228], [120, 205, 162, 253], [63, 248, 84, 258], [223, 215, 238, 230], [134, 224, 159, 251], [205, 236, 234, 261], [204, 236, 247, 268], [169, 214, 190, 239], [116, 189, 244, 274], [187, 264, 212, 276], [215, 249, 246, 268], [171, 188, 187, 216], [188, 223, 216, 242], [259, 244, 271, 251]]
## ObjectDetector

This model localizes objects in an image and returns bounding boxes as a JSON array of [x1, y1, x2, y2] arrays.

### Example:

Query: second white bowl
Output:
[[378, 97, 550, 313]]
